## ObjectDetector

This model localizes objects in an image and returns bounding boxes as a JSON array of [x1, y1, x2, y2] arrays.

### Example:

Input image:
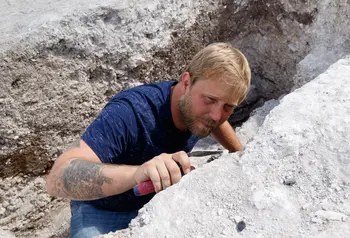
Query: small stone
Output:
[[331, 183, 342, 191], [236, 221, 246, 232], [283, 177, 296, 186], [7, 205, 17, 212], [0, 206, 6, 216], [288, 44, 297, 52], [2, 201, 9, 208], [277, 13, 283, 21]]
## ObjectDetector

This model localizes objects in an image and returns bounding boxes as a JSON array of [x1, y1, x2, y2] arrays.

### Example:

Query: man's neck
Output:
[[170, 84, 186, 131]]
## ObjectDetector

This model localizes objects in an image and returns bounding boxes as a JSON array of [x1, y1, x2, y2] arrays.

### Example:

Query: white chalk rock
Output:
[[315, 210, 348, 221]]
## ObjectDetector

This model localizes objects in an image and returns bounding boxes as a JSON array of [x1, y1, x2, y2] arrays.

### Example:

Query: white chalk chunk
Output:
[[315, 210, 348, 221]]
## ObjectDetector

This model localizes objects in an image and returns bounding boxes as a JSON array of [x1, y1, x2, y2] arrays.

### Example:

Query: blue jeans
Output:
[[70, 201, 138, 238]]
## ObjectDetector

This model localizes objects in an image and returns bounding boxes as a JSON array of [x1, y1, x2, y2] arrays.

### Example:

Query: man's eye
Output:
[[206, 97, 215, 103], [224, 105, 235, 112]]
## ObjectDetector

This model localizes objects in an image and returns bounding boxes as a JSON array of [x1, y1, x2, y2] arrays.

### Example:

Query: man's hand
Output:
[[134, 151, 190, 193]]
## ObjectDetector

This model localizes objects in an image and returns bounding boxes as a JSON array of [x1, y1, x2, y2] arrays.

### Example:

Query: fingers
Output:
[[156, 160, 172, 190], [164, 159, 182, 185], [155, 154, 182, 190], [172, 151, 191, 174], [136, 151, 191, 193], [145, 164, 162, 193]]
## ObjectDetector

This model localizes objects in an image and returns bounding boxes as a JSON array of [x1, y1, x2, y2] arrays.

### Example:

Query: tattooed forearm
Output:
[[54, 159, 113, 200]]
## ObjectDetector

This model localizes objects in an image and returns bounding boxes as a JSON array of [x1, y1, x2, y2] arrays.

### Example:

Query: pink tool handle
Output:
[[133, 180, 155, 196]]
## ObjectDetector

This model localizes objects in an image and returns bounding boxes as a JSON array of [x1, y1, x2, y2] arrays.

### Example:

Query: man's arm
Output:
[[46, 140, 138, 200], [211, 121, 243, 152], [46, 140, 192, 200]]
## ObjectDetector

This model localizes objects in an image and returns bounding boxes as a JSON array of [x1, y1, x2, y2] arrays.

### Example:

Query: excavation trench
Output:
[[1, 0, 343, 237]]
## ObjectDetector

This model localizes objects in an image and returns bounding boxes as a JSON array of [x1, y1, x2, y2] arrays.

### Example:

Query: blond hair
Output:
[[185, 43, 251, 104]]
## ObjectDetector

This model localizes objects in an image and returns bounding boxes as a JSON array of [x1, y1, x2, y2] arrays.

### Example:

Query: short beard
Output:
[[179, 94, 215, 138]]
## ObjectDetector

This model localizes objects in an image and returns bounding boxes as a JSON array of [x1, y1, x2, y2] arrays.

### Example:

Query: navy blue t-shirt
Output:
[[81, 80, 200, 211]]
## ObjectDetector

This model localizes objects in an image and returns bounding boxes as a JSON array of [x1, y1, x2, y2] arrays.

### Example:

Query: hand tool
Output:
[[133, 150, 223, 196]]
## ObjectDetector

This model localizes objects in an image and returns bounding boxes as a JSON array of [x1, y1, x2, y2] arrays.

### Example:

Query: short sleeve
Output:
[[81, 100, 137, 164]]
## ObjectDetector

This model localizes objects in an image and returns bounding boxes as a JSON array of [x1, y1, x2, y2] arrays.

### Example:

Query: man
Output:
[[46, 42, 251, 237]]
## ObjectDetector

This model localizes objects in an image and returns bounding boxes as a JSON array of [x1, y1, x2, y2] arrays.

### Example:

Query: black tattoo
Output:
[[57, 160, 113, 199]]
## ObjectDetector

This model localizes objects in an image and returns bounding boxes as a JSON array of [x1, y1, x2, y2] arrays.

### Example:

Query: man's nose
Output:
[[209, 105, 224, 122]]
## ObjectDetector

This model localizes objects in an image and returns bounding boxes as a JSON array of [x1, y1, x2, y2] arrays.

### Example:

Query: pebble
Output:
[[0, 206, 6, 216], [283, 177, 296, 186], [236, 221, 246, 232], [331, 183, 342, 191], [2, 201, 9, 208]]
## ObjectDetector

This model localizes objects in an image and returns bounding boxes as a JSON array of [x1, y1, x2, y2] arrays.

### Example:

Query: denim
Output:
[[70, 200, 138, 238]]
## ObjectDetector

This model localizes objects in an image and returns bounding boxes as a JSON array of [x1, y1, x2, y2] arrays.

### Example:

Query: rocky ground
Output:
[[1, 0, 350, 237]]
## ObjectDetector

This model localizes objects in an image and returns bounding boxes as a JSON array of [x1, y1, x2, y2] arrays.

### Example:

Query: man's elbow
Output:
[[228, 142, 243, 153], [46, 177, 54, 197], [236, 144, 243, 152], [45, 172, 59, 197], [45, 152, 74, 197]]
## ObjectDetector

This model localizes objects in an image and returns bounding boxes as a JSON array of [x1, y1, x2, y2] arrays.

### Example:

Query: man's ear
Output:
[[180, 72, 191, 92]]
